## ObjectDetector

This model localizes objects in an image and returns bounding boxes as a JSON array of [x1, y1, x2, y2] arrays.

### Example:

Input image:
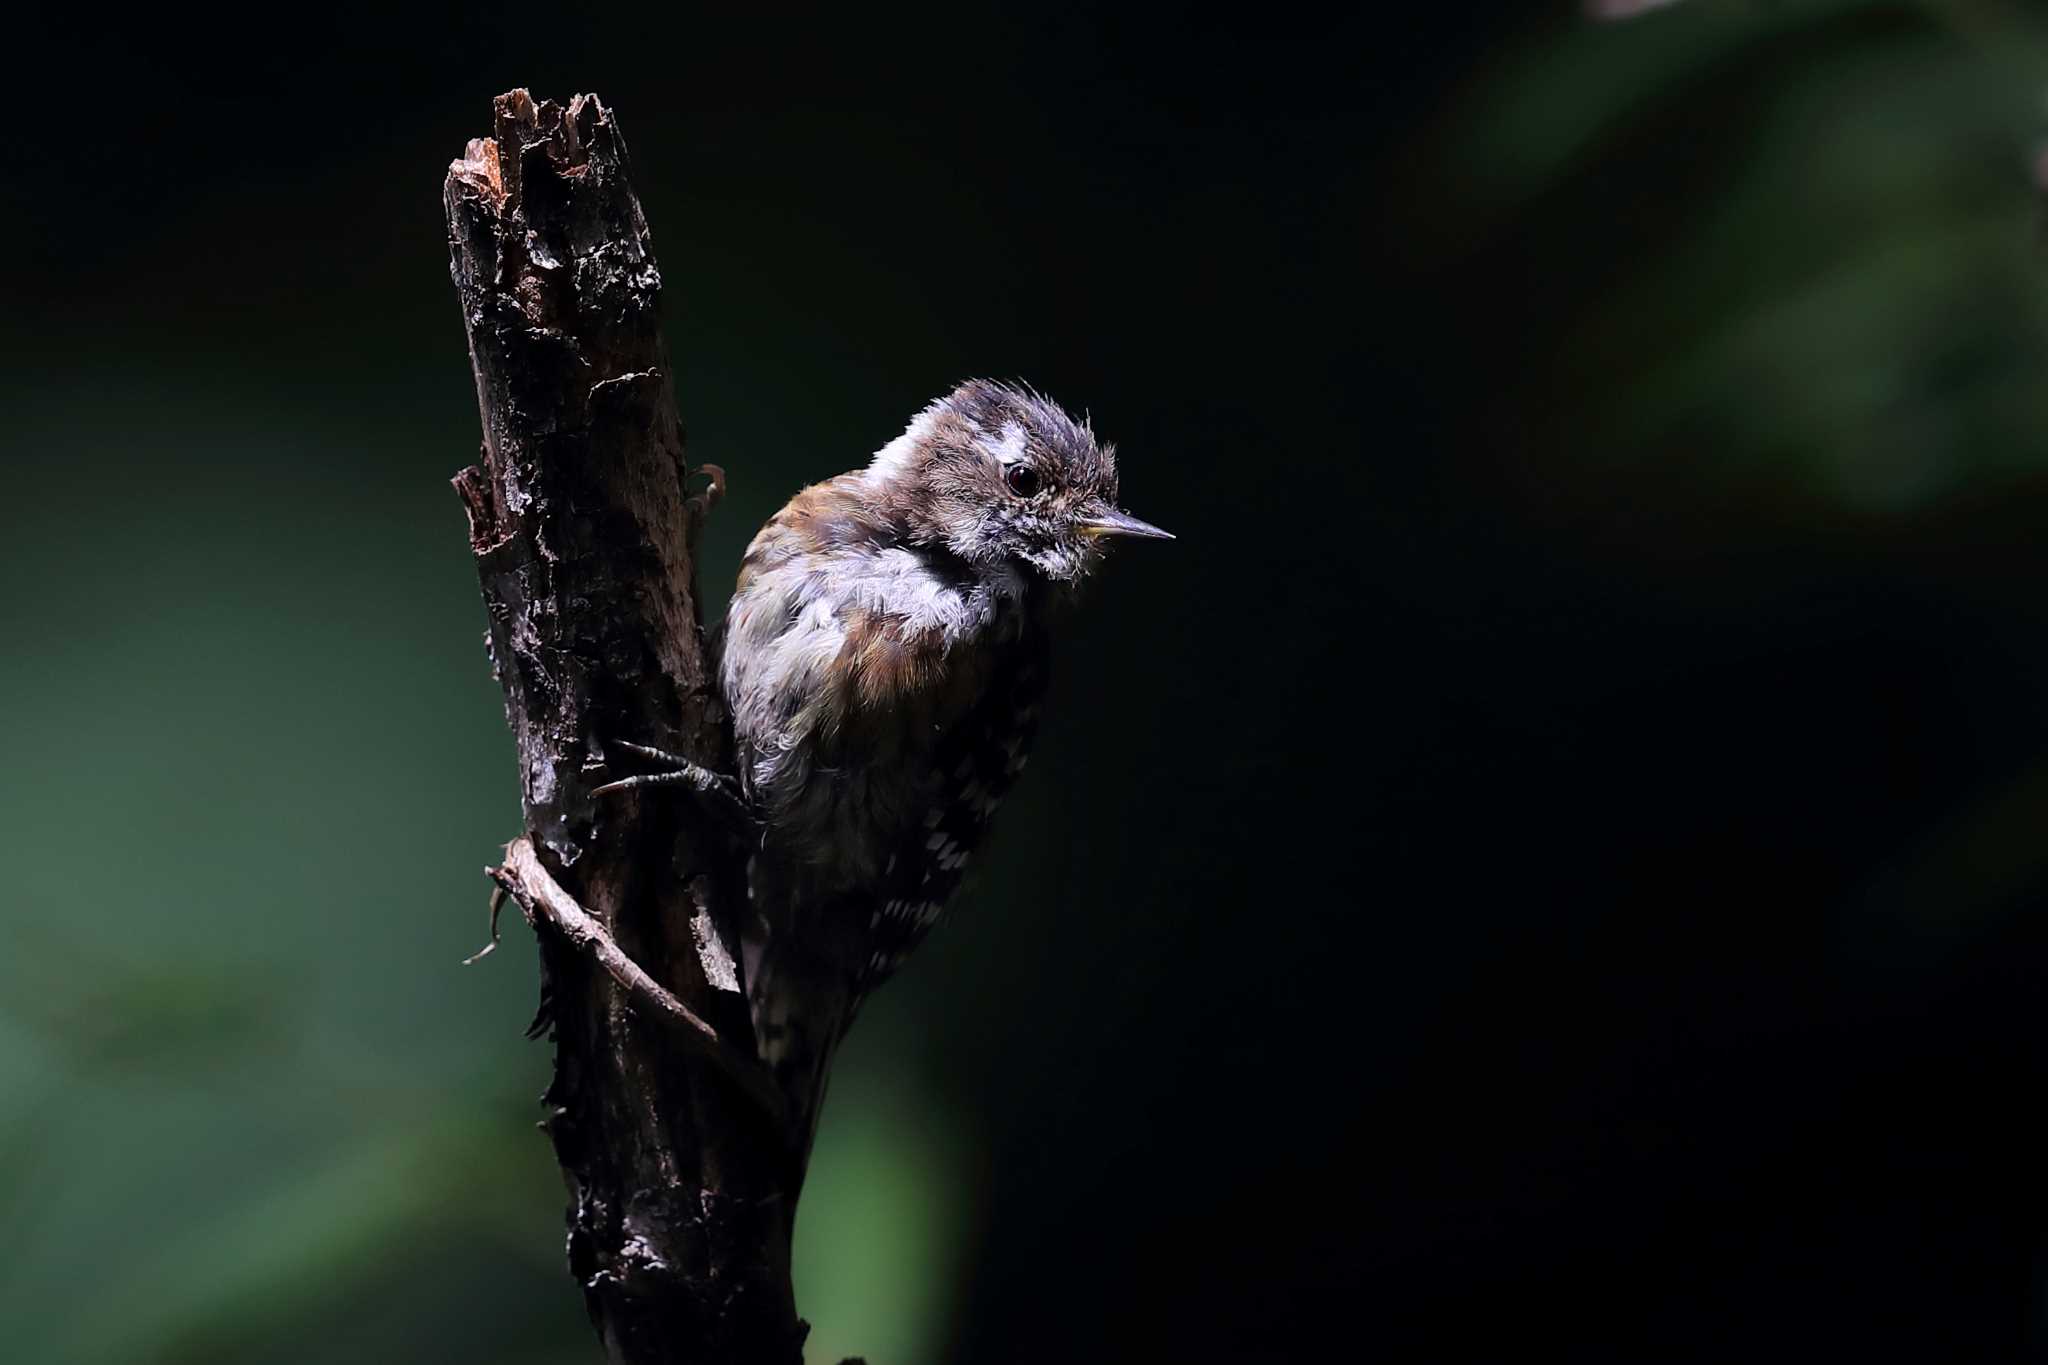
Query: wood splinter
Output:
[[485, 838, 789, 1129]]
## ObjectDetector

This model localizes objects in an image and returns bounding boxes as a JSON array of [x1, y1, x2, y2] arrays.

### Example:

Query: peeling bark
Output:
[[444, 89, 804, 1365]]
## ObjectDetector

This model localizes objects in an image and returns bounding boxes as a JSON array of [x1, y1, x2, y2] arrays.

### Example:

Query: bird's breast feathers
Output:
[[720, 484, 1036, 877]]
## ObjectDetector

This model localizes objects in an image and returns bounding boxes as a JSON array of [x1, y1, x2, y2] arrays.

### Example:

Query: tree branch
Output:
[[444, 89, 804, 1364], [487, 839, 788, 1126], [492, 839, 726, 1047]]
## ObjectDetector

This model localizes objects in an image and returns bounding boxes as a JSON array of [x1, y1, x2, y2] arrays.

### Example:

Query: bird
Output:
[[602, 378, 1170, 1159]]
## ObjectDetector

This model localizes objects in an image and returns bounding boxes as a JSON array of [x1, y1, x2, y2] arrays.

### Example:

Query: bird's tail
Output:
[[743, 936, 861, 1172]]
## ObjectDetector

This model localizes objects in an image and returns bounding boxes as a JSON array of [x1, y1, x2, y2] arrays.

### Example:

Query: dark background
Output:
[[7, 2, 2048, 1360]]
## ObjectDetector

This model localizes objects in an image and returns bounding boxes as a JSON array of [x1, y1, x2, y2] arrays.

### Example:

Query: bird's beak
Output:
[[1079, 507, 1175, 541]]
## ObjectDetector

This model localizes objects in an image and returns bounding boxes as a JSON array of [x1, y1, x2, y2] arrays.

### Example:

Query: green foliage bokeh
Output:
[[7, 2, 2048, 1360]]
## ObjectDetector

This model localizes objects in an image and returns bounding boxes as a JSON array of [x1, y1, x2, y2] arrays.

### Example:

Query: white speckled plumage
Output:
[[716, 379, 1164, 1149]]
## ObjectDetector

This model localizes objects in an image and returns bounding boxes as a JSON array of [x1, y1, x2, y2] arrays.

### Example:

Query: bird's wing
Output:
[[851, 625, 1051, 988], [746, 625, 1050, 1158]]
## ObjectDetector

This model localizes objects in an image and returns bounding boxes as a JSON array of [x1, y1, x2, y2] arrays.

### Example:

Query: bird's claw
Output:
[[591, 737, 754, 832], [686, 463, 726, 521]]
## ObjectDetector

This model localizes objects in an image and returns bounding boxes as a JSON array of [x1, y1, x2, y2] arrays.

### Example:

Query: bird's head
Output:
[[864, 379, 1172, 584]]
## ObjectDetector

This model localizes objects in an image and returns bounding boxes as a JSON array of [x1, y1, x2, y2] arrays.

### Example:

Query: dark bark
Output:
[[443, 90, 805, 1364]]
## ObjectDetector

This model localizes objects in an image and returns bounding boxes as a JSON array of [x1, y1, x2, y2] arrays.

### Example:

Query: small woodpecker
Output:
[[605, 379, 1170, 1153]]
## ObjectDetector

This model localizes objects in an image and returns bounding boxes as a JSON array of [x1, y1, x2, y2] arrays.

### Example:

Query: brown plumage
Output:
[[707, 380, 1170, 1161]]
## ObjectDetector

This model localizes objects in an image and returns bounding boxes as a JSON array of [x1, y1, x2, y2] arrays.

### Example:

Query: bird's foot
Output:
[[686, 463, 725, 524], [592, 739, 754, 833]]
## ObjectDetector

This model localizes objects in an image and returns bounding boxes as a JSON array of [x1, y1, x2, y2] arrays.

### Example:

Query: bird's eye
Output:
[[1004, 464, 1043, 498]]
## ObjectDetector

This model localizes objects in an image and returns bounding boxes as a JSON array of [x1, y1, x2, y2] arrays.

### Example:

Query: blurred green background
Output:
[[9, 2, 2048, 1361]]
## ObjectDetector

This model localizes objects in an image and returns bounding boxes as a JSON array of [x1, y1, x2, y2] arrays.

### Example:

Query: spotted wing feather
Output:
[[854, 629, 1050, 989], [746, 628, 1049, 1153]]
